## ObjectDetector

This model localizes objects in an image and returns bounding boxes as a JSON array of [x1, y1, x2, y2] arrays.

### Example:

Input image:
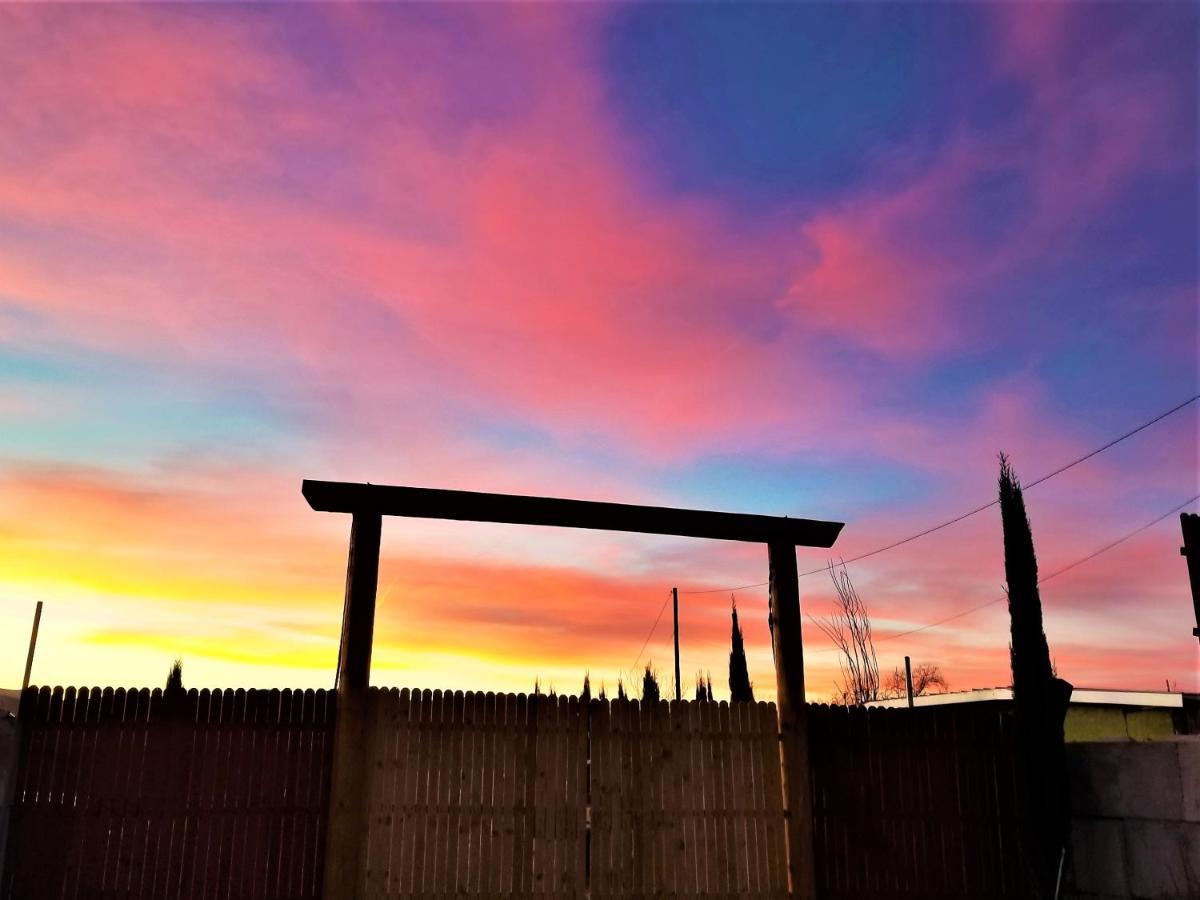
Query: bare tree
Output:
[[881, 663, 949, 699], [815, 562, 880, 705]]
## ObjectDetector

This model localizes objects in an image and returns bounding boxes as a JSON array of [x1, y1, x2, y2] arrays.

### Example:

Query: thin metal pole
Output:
[[904, 655, 914, 708], [672, 587, 681, 702], [21, 601, 43, 694]]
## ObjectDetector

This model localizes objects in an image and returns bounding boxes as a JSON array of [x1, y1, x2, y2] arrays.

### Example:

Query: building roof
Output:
[[870, 687, 1183, 710]]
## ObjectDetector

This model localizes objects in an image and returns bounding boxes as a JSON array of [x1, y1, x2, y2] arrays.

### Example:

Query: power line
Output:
[[628, 590, 673, 681], [870, 492, 1200, 644], [680, 580, 770, 596], [678, 394, 1198, 595]]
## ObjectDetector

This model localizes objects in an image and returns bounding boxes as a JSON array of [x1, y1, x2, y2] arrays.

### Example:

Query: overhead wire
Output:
[[678, 394, 1198, 596], [626, 589, 673, 685], [842, 491, 1200, 646]]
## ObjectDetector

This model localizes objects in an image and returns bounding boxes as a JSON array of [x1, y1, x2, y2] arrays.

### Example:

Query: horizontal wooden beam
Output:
[[303, 480, 843, 547]]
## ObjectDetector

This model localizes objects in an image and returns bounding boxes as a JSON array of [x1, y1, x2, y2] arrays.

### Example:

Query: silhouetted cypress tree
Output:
[[729, 599, 754, 702], [163, 658, 186, 715], [617, 679, 627, 701], [999, 454, 1072, 897], [641, 664, 660, 703], [165, 658, 184, 695]]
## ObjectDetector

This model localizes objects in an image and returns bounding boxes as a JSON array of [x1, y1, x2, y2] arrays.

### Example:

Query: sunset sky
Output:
[[1, 3, 1196, 700]]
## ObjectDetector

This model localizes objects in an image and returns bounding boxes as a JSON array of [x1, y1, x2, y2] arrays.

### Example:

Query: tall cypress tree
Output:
[[999, 454, 1072, 897], [641, 664, 661, 703], [729, 599, 754, 702]]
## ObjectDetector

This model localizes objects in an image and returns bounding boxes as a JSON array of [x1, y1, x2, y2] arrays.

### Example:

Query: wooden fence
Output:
[[4, 689, 1032, 899], [808, 702, 1032, 898], [2, 686, 334, 900], [357, 691, 787, 898]]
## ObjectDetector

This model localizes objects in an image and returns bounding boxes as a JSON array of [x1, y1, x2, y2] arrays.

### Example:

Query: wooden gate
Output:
[[355, 690, 788, 899]]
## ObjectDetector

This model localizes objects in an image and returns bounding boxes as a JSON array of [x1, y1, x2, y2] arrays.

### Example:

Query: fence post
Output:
[[322, 510, 381, 900], [769, 541, 817, 898]]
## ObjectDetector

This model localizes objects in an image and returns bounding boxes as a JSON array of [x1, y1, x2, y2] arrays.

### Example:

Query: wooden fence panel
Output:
[[588, 698, 786, 900], [808, 702, 1034, 900], [2, 686, 333, 900]]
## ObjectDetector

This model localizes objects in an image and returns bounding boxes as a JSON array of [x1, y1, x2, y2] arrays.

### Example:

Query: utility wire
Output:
[[627, 590, 673, 682], [870, 492, 1200, 644], [678, 394, 1198, 596]]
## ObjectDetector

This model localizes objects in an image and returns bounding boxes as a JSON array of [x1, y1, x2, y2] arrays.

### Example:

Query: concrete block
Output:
[[1180, 741, 1200, 824], [1069, 817, 1127, 896], [1125, 710, 1176, 742], [1069, 744, 1126, 817], [1068, 743, 1184, 820], [1124, 819, 1200, 899]]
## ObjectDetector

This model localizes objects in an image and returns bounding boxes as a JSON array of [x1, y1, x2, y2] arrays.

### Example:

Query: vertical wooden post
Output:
[[904, 655, 914, 708], [322, 511, 382, 900], [672, 587, 681, 702], [768, 541, 817, 899], [21, 600, 42, 694]]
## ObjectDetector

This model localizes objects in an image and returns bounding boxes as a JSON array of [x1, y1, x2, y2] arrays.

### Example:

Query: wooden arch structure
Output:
[[304, 479, 843, 899]]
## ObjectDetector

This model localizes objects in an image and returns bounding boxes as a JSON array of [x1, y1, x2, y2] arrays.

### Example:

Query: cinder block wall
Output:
[[1065, 737, 1200, 899], [1065, 706, 1178, 742]]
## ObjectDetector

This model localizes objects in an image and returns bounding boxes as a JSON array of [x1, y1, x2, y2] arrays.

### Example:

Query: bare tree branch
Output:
[[815, 562, 880, 705]]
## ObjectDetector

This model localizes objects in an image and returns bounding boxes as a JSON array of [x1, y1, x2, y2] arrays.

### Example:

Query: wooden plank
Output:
[[107, 687, 138, 897], [623, 696, 634, 898], [663, 699, 683, 899], [761, 701, 788, 897], [362, 688, 385, 898], [393, 687, 419, 895], [588, 698, 607, 898], [269, 688, 297, 900], [752, 701, 774, 896], [458, 690, 480, 896], [495, 692, 515, 896], [518, 692, 538, 896], [731, 701, 752, 895], [303, 480, 844, 548], [479, 690, 499, 896], [413, 688, 437, 895], [256, 688, 283, 900], [432, 688, 454, 896], [703, 699, 723, 896], [655, 699, 673, 898], [232, 688, 256, 900], [532, 694, 553, 895], [57, 686, 93, 899], [444, 690, 466, 897], [54, 686, 84, 897], [681, 697, 698, 897], [140, 688, 169, 899], [248, 689, 274, 900], [733, 700, 753, 896], [567, 695, 586, 897]]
